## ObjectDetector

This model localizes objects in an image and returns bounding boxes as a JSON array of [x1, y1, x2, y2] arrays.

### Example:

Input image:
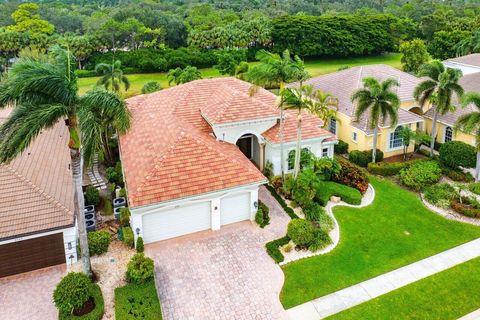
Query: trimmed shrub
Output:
[[126, 253, 155, 284], [122, 227, 134, 248], [287, 219, 314, 246], [266, 185, 300, 219], [367, 159, 430, 176], [333, 157, 369, 193], [114, 281, 161, 320], [119, 208, 131, 227], [399, 160, 442, 191], [424, 183, 458, 208], [60, 284, 104, 320], [87, 230, 110, 256], [439, 141, 476, 169], [349, 149, 384, 167], [255, 200, 270, 228], [265, 236, 290, 263], [469, 183, 480, 195], [53, 272, 93, 316], [334, 140, 349, 154], [85, 186, 100, 206], [136, 237, 144, 253], [315, 181, 362, 206], [141, 81, 161, 94], [309, 229, 332, 252]]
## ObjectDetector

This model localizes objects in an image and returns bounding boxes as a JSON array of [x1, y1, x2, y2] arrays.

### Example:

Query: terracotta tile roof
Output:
[[445, 54, 480, 68], [0, 109, 74, 240], [288, 64, 423, 134], [262, 109, 336, 143], [119, 79, 268, 208]]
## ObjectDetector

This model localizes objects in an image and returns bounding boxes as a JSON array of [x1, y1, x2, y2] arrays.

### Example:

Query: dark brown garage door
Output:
[[0, 233, 65, 278]]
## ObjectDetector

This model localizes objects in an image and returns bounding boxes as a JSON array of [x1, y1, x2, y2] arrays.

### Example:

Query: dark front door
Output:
[[236, 136, 252, 159], [0, 233, 65, 278]]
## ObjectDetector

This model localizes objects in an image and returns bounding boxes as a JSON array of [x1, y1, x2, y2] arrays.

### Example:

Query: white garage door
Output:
[[142, 201, 211, 243], [220, 192, 250, 226]]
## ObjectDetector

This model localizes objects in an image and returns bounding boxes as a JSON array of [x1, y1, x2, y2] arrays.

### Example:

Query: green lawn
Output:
[[280, 177, 480, 309], [78, 53, 402, 96], [327, 257, 480, 320], [114, 280, 162, 320]]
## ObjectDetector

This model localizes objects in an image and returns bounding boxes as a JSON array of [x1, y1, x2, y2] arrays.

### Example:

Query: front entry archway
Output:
[[236, 134, 262, 169]]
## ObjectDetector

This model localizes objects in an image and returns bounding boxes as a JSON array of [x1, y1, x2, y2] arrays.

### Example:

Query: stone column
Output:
[[259, 143, 265, 172]]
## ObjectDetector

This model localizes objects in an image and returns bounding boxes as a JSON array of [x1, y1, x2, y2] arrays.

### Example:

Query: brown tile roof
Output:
[[288, 64, 423, 134], [445, 54, 480, 68], [119, 79, 268, 208], [352, 108, 423, 135], [0, 109, 74, 240], [424, 72, 480, 126]]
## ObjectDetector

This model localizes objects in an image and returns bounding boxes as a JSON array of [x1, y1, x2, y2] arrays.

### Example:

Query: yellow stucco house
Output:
[[290, 64, 424, 158]]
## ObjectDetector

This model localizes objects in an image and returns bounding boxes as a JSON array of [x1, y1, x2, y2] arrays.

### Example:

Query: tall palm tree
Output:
[[414, 60, 464, 157], [247, 49, 308, 180], [455, 93, 480, 181], [95, 60, 130, 92], [0, 46, 129, 277], [309, 90, 338, 127], [351, 77, 400, 164]]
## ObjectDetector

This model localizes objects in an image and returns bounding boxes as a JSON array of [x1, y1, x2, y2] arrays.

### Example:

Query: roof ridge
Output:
[[4, 164, 72, 215]]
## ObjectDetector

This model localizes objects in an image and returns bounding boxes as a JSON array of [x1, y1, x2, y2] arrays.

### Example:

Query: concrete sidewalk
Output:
[[287, 238, 480, 320]]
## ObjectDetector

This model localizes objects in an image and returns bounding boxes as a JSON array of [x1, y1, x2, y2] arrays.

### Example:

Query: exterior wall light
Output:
[[135, 227, 141, 235], [253, 201, 258, 209]]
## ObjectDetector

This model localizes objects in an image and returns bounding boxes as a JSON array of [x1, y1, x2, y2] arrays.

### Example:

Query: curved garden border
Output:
[[279, 184, 376, 265], [420, 194, 480, 226]]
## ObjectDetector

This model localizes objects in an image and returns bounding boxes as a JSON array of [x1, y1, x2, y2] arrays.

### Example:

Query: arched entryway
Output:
[[236, 133, 263, 169]]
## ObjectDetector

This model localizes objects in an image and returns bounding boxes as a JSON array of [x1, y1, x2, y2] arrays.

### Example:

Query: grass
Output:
[[114, 280, 162, 320], [280, 176, 480, 309], [78, 53, 402, 96], [327, 257, 480, 320]]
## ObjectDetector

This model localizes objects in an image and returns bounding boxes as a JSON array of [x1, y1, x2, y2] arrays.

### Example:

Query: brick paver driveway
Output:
[[0, 265, 65, 320], [146, 187, 290, 320]]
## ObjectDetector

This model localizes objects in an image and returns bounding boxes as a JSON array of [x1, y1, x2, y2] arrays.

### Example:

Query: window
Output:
[[389, 126, 404, 149], [352, 132, 357, 142], [329, 118, 337, 134], [287, 148, 313, 170], [445, 126, 453, 142], [287, 150, 295, 170], [322, 148, 329, 158]]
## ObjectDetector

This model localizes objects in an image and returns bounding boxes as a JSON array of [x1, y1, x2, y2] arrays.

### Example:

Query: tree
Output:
[[58, 35, 101, 69], [0, 46, 130, 277], [247, 49, 308, 180], [455, 31, 480, 56], [214, 49, 247, 76], [427, 30, 471, 60], [308, 90, 338, 126], [399, 39, 430, 74], [167, 66, 202, 85], [95, 60, 130, 93], [414, 60, 464, 157], [7, 3, 54, 36], [351, 77, 400, 164], [455, 93, 480, 181], [141, 81, 161, 94]]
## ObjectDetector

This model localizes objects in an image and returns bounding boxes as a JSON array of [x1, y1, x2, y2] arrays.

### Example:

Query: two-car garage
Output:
[[139, 190, 254, 244]]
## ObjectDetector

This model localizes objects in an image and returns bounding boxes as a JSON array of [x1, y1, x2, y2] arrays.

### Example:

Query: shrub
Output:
[[315, 181, 362, 206], [313, 157, 341, 181], [265, 236, 290, 263], [102, 199, 113, 216], [439, 141, 476, 169], [424, 183, 458, 208], [141, 81, 161, 94], [333, 157, 369, 193], [302, 202, 325, 221], [263, 160, 274, 179], [441, 165, 474, 182], [349, 149, 384, 167], [53, 272, 93, 316], [136, 237, 144, 253], [106, 162, 123, 186], [60, 284, 104, 320], [308, 229, 332, 252], [119, 208, 131, 227], [334, 140, 349, 154], [114, 281, 161, 320], [255, 201, 270, 228], [469, 183, 480, 195], [122, 227, 134, 248], [287, 219, 314, 246], [291, 168, 320, 207], [118, 188, 127, 198], [283, 243, 293, 252], [399, 160, 442, 191], [450, 197, 480, 218], [265, 185, 299, 219], [126, 253, 155, 284], [282, 174, 296, 199], [85, 186, 100, 206], [87, 230, 110, 256], [317, 211, 334, 233], [367, 159, 430, 176]]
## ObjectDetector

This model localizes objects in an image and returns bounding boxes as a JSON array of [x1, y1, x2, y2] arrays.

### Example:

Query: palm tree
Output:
[[95, 60, 130, 92], [247, 49, 308, 180], [351, 77, 400, 164], [455, 93, 480, 181], [414, 60, 464, 157], [0, 46, 129, 277], [309, 90, 338, 126]]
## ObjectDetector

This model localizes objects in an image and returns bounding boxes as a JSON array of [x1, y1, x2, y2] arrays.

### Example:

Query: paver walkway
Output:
[[146, 186, 290, 320], [287, 238, 480, 320], [87, 154, 106, 189]]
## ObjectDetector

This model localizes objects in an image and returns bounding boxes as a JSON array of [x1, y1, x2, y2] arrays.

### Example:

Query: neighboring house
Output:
[[289, 65, 424, 158], [424, 71, 480, 146], [119, 77, 336, 244], [0, 108, 77, 278], [443, 54, 480, 76]]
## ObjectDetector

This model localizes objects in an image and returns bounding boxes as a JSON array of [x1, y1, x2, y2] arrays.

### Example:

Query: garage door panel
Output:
[[220, 192, 250, 226], [0, 233, 65, 278], [143, 201, 211, 243]]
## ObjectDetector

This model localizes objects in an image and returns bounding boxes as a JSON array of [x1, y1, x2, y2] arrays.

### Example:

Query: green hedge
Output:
[[315, 181, 362, 206], [115, 280, 162, 320], [367, 159, 428, 176], [122, 227, 134, 248], [349, 149, 384, 167], [439, 141, 476, 169], [60, 284, 104, 320], [334, 140, 349, 154], [265, 185, 299, 219], [255, 200, 270, 228], [399, 160, 442, 191], [266, 236, 290, 264], [87, 231, 110, 256]]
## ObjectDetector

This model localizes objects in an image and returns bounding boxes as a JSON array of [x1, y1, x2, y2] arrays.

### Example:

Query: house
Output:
[[119, 77, 336, 244], [443, 54, 480, 76], [0, 108, 77, 278], [289, 65, 424, 158]]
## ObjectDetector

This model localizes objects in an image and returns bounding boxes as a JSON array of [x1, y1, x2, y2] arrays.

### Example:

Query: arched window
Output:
[[389, 126, 404, 149], [287, 148, 313, 170], [445, 126, 453, 142]]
